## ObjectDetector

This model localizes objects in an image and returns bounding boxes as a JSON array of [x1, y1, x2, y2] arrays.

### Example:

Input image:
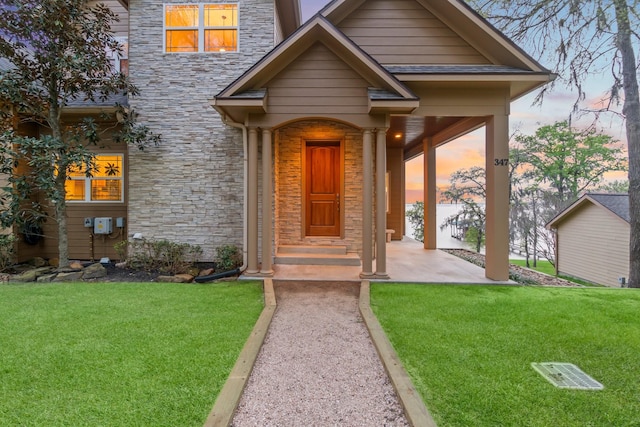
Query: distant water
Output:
[[405, 203, 483, 252]]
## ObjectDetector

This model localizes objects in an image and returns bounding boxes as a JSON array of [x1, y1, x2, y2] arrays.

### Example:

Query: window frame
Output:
[[163, 3, 239, 53], [65, 154, 125, 204]]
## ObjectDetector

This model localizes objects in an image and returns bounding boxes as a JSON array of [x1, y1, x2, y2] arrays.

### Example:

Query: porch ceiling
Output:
[[388, 115, 486, 160]]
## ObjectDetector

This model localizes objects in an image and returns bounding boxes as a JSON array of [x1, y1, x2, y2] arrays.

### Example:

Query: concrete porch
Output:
[[256, 238, 513, 284]]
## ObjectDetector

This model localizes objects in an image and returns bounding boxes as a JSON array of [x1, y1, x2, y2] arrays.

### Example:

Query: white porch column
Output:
[[423, 137, 437, 249], [375, 128, 389, 278], [260, 128, 273, 276], [246, 127, 259, 275], [360, 129, 374, 278], [485, 114, 510, 280]]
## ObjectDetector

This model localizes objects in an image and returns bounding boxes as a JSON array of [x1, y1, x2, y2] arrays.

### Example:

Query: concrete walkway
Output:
[[203, 279, 436, 427]]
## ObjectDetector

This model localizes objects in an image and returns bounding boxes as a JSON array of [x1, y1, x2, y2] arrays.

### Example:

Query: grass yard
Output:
[[0, 281, 263, 426], [509, 259, 556, 276], [371, 284, 640, 426]]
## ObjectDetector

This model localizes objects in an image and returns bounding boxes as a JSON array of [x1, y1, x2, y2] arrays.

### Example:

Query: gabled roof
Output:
[[547, 193, 630, 229], [320, 0, 550, 73], [213, 15, 418, 115]]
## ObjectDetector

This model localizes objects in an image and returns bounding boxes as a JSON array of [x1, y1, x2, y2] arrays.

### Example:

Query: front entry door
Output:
[[305, 142, 341, 236]]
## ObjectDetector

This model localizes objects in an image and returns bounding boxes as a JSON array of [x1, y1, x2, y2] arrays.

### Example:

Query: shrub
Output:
[[0, 233, 15, 271], [115, 238, 202, 275], [215, 244, 242, 271]]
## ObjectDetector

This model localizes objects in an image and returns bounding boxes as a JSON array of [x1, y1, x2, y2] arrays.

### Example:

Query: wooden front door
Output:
[[305, 142, 341, 236]]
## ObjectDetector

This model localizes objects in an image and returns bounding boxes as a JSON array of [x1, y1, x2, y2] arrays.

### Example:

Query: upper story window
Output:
[[164, 4, 238, 53], [65, 155, 124, 203]]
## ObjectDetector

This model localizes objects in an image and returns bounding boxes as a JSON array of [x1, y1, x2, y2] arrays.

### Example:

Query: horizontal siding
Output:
[[338, 0, 489, 65], [15, 130, 129, 263], [90, 0, 129, 37], [557, 203, 630, 287], [266, 43, 371, 116]]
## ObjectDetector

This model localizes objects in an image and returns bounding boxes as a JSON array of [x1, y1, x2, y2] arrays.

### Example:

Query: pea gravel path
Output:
[[231, 281, 410, 426]]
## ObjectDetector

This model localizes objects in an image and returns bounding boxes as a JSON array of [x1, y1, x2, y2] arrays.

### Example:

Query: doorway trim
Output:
[[301, 139, 345, 239]]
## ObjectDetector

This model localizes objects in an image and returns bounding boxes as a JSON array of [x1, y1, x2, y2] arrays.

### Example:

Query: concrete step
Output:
[[275, 251, 361, 266], [277, 245, 347, 255]]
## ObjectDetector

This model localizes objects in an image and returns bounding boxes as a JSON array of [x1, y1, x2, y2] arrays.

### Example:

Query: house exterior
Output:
[[8, 0, 553, 281], [547, 193, 630, 287]]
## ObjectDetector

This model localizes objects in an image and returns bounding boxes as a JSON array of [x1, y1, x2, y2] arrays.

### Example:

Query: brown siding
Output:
[[557, 203, 630, 287], [91, 1, 129, 37], [337, 0, 490, 65], [15, 125, 128, 263], [266, 43, 371, 116], [386, 147, 404, 240]]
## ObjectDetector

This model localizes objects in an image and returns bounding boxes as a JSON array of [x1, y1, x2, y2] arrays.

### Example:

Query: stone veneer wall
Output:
[[275, 120, 365, 257], [127, 0, 274, 260]]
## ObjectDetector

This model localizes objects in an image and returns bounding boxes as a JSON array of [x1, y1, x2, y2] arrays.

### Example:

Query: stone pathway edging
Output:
[[359, 281, 438, 427], [203, 279, 436, 427], [203, 278, 277, 427]]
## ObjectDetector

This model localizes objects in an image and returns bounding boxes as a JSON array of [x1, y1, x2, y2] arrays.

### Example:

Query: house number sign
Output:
[[494, 158, 509, 166]]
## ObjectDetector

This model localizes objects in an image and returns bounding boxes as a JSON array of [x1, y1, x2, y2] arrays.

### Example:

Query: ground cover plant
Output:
[[371, 284, 640, 426], [0, 281, 263, 426]]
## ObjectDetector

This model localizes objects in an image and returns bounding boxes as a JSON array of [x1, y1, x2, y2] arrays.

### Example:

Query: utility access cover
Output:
[[531, 363, 604, 390]]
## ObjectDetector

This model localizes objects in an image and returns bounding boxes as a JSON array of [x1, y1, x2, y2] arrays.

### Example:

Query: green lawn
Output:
[[509, 259, 556, 275], [371, 284, 640, 426], [0, 281, 263, 426]]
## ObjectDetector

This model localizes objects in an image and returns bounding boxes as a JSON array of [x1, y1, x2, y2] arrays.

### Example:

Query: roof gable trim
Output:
[[215, 15, 416, 101]]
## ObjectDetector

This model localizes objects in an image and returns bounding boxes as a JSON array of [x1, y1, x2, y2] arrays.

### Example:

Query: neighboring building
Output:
[[547, 193, 630, 287], [6, 0, 553, 281]]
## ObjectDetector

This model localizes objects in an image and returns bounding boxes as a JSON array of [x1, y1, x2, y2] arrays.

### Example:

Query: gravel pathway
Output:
[[231, 281, 409, 426]]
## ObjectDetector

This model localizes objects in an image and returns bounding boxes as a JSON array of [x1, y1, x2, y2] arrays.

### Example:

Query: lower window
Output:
[[65, 154, 124, 202]]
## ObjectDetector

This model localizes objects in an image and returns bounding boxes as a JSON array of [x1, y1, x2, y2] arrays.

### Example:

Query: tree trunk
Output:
[[614, 0, 640, 287], [55, 171, 70, 268]]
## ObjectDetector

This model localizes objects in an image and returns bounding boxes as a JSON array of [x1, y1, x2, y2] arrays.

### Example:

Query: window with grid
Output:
[[65, 154, 124, 202], [164, 4, 238, 53]]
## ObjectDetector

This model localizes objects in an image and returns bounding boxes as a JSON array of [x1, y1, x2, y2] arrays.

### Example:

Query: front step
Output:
[[275, 245, 361, 266]]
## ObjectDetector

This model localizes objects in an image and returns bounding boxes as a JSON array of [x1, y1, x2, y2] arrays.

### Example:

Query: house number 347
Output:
[[494, 158, 509, 166]]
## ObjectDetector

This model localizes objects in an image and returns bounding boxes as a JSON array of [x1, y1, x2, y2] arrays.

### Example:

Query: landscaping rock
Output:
[[37, 274, 57, 283], [198, 268, 215, 276], [28, 257, 48, 267], [69, 261, 84, 270], [53, 271, 85, 282], [156, 274, 194, 283], [12, 266, 56, 282], [49, 258, 59, 268], [82, 263, 107, 280]]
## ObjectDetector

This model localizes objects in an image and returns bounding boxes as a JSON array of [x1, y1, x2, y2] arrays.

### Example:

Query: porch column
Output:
[[485, 114, 510, 280], [260, 128, 273, 276], [423, 137, 437, 249], [375, 128, 389, 278], [246, 127, 259, 275], [360, 129, 374, 278]]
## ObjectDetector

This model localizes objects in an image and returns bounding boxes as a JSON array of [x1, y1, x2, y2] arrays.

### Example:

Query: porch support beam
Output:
[[375, 128, 389, 279], [246, 127, 259, 275], [360, 129, 374, 278], [260, 128, 274, 276], [423, 137, 437, 249], [485, 114, 510, 281]]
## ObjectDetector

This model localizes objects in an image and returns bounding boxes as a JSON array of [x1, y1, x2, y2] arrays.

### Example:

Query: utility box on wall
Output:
[[94, 217, 113, 234]]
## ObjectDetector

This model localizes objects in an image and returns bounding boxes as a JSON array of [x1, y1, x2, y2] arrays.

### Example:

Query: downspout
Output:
[[220, 114, 248, 273]]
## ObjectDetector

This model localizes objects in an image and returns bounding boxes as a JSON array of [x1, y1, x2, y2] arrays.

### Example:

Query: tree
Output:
[[406, 201, 424, 242], [470, 0, 640, 286], [516, 121, 627, 210], [441, 167, 487, 252], [0, 0, 158, 267]]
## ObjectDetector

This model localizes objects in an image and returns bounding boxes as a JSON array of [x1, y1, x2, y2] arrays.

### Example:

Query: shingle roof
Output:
[[588, 193, 630, 223]]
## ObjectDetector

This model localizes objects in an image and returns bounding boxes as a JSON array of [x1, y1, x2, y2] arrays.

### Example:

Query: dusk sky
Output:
[[300, 0, 628, 203]]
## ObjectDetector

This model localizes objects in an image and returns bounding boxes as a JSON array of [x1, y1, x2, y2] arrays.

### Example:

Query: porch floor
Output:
[[261, 238, 514, 284]]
